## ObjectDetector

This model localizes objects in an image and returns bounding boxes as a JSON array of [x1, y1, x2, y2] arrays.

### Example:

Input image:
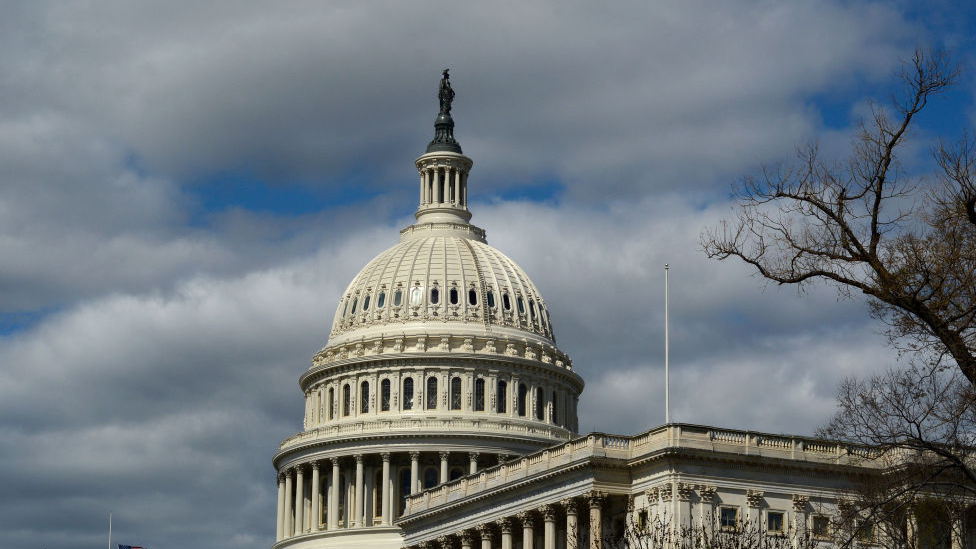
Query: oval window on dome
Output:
[[342, 300, 349, 316], [468, 289, 478, 306], [351, 297, 358, 314], [430, 288, 439, 304], [410, 286, 423, 306], [502, 293, 511, 311], [529, 299, 536, 319], [449, 288, 459, 305], [393, 289, 402, 307], [487, 291, 495, 308], [363, 294, 370, 311], [516, 296, 525, 314], [377, 291, 386, 309]]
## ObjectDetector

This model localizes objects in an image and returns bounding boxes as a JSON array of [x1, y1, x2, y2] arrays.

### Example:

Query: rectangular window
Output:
[[720, 507, 738, 530], [766, 511, 784, 533], [812, 516, 829, 537]]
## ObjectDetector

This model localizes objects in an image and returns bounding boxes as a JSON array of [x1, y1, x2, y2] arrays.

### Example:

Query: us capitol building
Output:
[[269, 74, 973, 549]]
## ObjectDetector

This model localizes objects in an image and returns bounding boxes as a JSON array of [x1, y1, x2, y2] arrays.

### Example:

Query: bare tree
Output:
[[701, 49, 975, 384], [603, 513, 824, 549]]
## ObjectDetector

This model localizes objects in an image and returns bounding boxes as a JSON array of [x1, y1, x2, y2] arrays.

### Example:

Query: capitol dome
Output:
[[272, 72, 582, 549]]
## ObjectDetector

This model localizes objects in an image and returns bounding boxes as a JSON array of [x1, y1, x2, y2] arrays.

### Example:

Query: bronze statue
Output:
[[438, 69, 454, 114]]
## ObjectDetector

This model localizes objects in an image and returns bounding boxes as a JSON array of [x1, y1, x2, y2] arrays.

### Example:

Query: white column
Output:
[[354, 454, 365, 527], [294, 466, 305, 534], [381, 453, 391, 526], [461, 531, 475, 549], [479, 524, 495, 549], [284, 469, 295, 536], [276, 473, 285, 541], [588, 492, 605, 549], [469, 452, 479, 475], [440, 451, 449, 484], [454, 168, 461, 206], [329, 458, 340, 530], [433, 169, 441, 204], [564, 499, 579, 549], [311, 462, 321, 532], [420, 172, 426, 205], [542, 505, 557, 549], [519, 511, 535, 549], [410, 452, 420, 494], [500, 518, 514, 549]]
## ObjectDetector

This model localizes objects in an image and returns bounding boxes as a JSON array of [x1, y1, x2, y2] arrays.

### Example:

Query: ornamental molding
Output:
[[745, 489, 764, 508], [792, 494, 809, 512]]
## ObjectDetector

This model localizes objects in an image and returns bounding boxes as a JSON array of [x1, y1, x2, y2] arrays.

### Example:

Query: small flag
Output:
[[119, 545, 145, 549]]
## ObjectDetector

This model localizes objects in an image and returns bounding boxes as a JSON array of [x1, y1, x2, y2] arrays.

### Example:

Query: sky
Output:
[[1, 2, 974, 548]]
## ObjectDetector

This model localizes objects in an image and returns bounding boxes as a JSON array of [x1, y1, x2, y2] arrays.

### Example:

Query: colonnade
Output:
[[275, 450, 500, 542], [405, 492, 608, 549], [419, 163, 467, 208]]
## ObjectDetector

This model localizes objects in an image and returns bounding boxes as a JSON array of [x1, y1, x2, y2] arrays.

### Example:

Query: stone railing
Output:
[[278, 417, 572, 452], [401, 423, 882, 516]]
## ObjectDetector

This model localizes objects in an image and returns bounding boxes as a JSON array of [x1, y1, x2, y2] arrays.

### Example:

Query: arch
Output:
[[474, 378, 485, 412], [517, 383, 528, 417], [552, 390, 559, 425], [497, 380, 507, 413], [328, 387, 335, 420], [449, 287, 459, 305], [535, 386, 544, 420], [381, 379, 391, 411], [450, 377, 462, 410], [468, 289, 478, 305], [342, 384, 351, 416], [426, 377, 438, 410], [360, 381, 369, 414], [402, 377, 414, 410]]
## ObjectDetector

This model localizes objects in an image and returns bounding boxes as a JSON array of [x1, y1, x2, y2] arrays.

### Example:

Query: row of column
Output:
[[407, 492, 608, 549], [420, 165, 467, 207], [276, 451, 493, 541]]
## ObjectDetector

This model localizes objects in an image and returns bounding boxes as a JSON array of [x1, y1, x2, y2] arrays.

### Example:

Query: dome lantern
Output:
[[414, 69, 475, 227]]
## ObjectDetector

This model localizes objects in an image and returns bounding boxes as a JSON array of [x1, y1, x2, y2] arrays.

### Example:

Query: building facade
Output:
[[271, 75, 974, 549]]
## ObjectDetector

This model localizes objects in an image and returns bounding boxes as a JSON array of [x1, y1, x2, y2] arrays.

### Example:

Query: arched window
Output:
[[410, 286, 423, 306], [377, 291, 386, 309], [517, 383, 528, 417], [516, 296, 525, 314], [430, 287, 439, 304], [468, 289, 478, 305], [423, 467, 439, 489], [487, 291, 496, 308], [502, 293, 511, 310], [497, 380, 507, 413], [426, 377, 438, 410], [361, 381, 369, 414], [403, 377, 414, 410], [393, 289, 403, 307], [381, 379, 391, 411], [363, 294, 370, 310], [328, 387, 335, 420], [474, 378, 485, 411], [449, 288, 459, 305], [450, 377, 462, 410], [535, 387, 544, 420], [342, 384, 351, 416], [552, 390, 559, 425], [529, 299, 537, 320], [342, 300, 349, 317], [351, 297, 358, 314]]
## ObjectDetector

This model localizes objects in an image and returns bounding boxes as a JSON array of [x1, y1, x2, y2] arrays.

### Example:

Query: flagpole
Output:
[[665, 264, 670, 425], [108, 512, 112, 549]]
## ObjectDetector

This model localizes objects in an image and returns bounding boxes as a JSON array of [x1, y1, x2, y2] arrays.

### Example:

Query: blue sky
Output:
[[0, 2, 974, 548]]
